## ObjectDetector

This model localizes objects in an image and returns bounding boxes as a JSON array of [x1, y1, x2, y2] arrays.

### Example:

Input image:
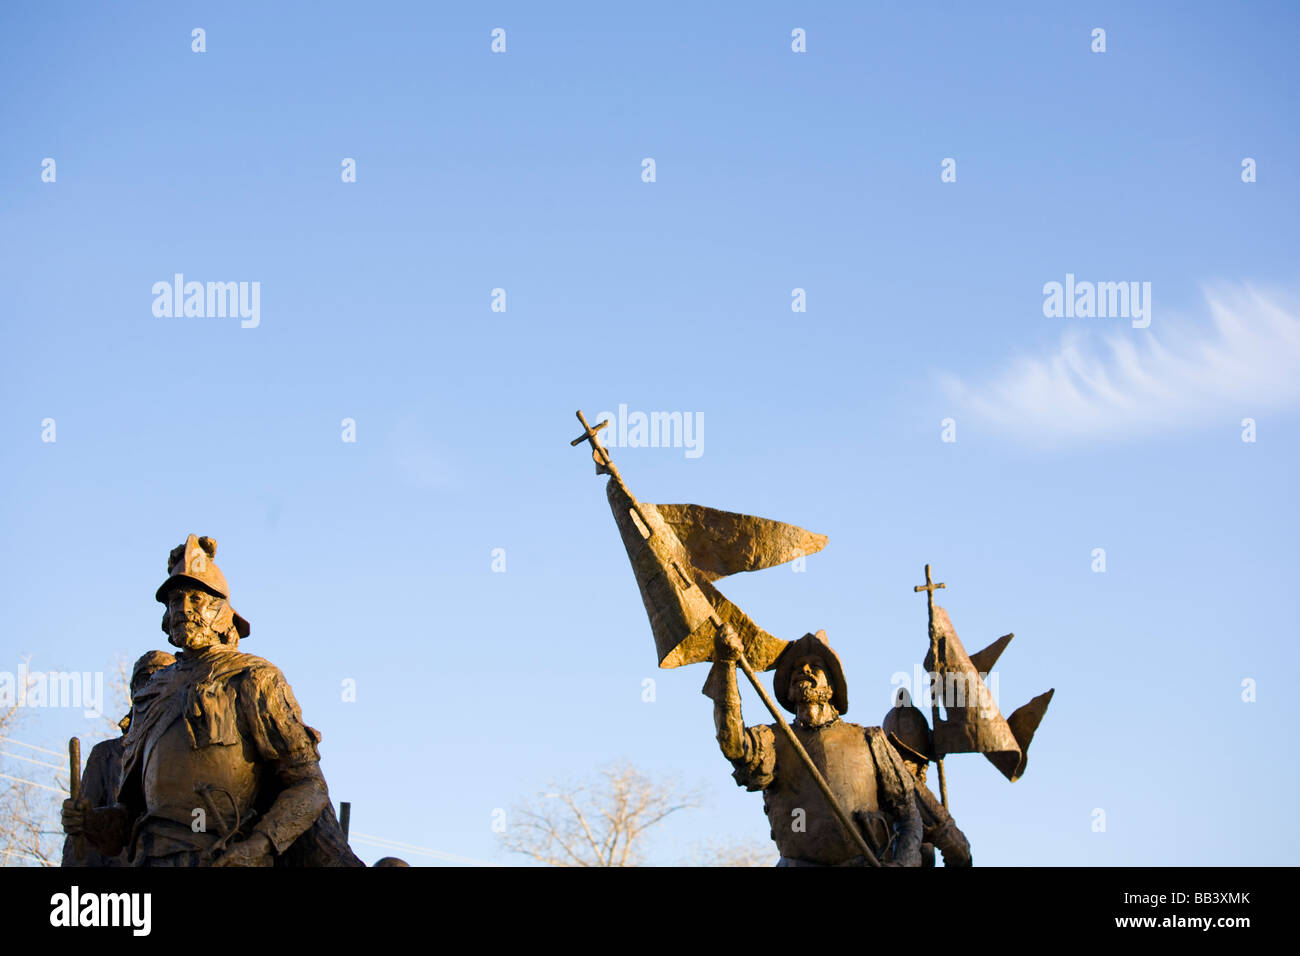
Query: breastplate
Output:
[[763, 720, 880, 864], [142, 712, 263, 834]]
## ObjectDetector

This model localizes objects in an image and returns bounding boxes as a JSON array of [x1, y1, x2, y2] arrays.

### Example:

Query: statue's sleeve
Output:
[[867, 727, 914, 816], [730, 724, 777, 791], [61, 739, 124, 866], [917, 784, 972, 866], [80, 739, 122, 808], [867, 727, 923, 866], [237, 666, 321, 771], [236, 665, 333, 857]]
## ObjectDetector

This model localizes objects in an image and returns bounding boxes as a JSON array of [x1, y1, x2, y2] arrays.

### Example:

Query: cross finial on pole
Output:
[[571, 410, 619, 479], [914, 563, 945, 626], [573, 407, 659, 523]]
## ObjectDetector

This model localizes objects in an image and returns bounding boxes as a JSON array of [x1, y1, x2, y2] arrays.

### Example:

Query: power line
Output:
[[350, 831, 496, 867], [1, 757, 496, 865], [0, 736, 64, 758], [0, 750, 64, 772], [0, 772, 68, 795], [3, 743, 498, 867]]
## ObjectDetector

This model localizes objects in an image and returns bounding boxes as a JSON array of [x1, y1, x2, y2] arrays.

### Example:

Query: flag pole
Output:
[[915, 564, 949, 809], [572, 410, 882, 866]]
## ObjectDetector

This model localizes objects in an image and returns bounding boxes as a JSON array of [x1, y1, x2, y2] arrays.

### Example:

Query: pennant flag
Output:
[[606, 479, 825, 671], [924, 606, 1053, 782]]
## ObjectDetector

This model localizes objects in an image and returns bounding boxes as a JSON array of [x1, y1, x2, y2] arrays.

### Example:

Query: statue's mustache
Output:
[[794, 682, 833, 701], [172, 608, 219, 629]]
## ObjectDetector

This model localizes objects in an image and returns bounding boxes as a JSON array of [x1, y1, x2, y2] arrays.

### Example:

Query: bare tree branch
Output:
[[500, 763, 700, 867], [105, 653, 131, 735], [0, 658, 64, 866], [688, 838, 779, 867]]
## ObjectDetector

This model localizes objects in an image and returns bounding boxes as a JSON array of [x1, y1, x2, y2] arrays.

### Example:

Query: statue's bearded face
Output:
[[163, 587, 234, 650], [788, 654, 834, 705]]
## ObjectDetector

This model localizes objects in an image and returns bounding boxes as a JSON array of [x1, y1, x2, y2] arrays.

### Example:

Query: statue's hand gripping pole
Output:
[[572, 409, 881, 866]]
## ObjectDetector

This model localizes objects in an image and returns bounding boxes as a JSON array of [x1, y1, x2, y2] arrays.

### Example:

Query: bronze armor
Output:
[[762, 720, 885, 865], [141, 709, 263, 839]]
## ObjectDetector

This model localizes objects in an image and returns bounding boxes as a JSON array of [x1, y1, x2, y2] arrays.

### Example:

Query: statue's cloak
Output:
[[119, 649, 363, 866]]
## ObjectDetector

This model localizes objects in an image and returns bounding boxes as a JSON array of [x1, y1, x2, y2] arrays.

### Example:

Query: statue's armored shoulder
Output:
[[215, 651, 281, 681], [239, 658, 316, 761], [862, 724, 897, 763], [204, 652, 296, 697]]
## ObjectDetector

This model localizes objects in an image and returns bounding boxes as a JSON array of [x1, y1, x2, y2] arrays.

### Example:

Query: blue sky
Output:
[[2, 1, 1297, 865]]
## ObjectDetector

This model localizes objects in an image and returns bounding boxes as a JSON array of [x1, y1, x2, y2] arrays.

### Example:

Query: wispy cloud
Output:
[[940, 283, 1300, 443]]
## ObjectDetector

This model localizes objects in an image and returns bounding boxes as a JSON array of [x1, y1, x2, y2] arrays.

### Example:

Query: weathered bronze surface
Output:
[[61, 535, 363, 867], [573, 410, 917, 866], [574, 411, 823, 674], [875, 564, 1055, 864], [883, 691, 971, 867], [61, 651, 176, 867], [574, 411, 1056, 868], [915, 565, 1055, 783], [711, 625, 923, 866]]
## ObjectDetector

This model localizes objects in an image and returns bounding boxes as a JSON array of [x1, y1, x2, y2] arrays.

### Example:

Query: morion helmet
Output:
[[883, 688, 934, 763], [772, 630, 848, 715], [155, 534, 251, 638]]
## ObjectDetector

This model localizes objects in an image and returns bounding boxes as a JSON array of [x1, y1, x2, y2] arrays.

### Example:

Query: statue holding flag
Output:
[[879, 564, 1054, 864], [571, 411, 1055, 868], [711, 625, 923, 866], [571, 410, 922, 866], [881, 691, 971, 867]]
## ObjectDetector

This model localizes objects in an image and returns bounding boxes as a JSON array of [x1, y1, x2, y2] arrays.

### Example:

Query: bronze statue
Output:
[[571, 411, 1057, 867], [61, 650, 175, 867], [882, 692, 971, 867], [571, 410, 919, 866], [711, 625, 922, 866], [870, 563, 1055, 865], [61, 535, 362, 867], [908, 565, 1054, 793]]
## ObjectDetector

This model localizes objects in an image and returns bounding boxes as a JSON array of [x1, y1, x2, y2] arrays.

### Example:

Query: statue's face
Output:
[[789, 654, 833, 705], [163, 586, 232, 651]]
